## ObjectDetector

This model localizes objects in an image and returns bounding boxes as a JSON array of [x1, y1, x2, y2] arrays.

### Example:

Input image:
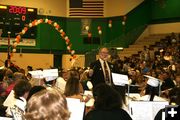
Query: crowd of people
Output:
[[0, 33, 179, 120]]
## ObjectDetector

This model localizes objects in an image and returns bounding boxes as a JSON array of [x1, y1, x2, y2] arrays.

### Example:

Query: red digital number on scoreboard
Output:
[[9, 6, 26, 14]]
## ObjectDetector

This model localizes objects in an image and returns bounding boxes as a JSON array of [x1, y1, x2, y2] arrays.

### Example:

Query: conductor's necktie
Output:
[[103, 61, 111, 85]]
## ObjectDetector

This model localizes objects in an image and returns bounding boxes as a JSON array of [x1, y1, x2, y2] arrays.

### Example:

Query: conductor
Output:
[[89, 47, 117, 88]]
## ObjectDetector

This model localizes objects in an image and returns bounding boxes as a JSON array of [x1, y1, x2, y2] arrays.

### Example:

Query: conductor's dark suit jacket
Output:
[[89, 59, 118, 88]]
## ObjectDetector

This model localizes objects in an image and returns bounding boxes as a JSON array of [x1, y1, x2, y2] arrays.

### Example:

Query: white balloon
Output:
[[98, 30, 102, 35], [22, 30, 25, 34], [67, 46, 70, 50], [108, 23, 112, 28], [60, 29, 63, 33], [54, 22, 57, 27], [71, 50, 75, 54], [85, 26, 89, 31], [37, 19, 41, 24], [65, 36, 68, 40], [29, 23, 32, 27], [12, 49, 16, 53], [45, 18, 48, 23]]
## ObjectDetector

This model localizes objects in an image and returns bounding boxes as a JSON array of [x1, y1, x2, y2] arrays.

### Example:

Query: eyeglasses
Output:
[[100, 52, 109, 54]]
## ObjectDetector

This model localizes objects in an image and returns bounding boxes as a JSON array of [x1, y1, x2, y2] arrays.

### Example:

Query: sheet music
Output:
[[129, 101, 168, 120], [0, 66, 4, 69], [29, 69, 58, 81], [128, 93, 141, 100], [3, 90, 15, 107], [130, 101, 153, 120], [29, 70, 44, 79], [152, 102, 168, 119], [83, 90, 94, 107], [66, 98, 85, 120], [138, 95, 167, 102], [0, 117, 13, 120], [112, 73, 129, 86]]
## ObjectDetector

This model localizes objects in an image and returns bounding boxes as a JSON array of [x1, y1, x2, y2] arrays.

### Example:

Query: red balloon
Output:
[[88, 32, 92, 38], [123, 16, 127, 21], [97, 26, 101, 30], [109, 20, 112, 24]]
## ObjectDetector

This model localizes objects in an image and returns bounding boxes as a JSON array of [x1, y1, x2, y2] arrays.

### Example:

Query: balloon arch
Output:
[[11, 18, 76, 59]]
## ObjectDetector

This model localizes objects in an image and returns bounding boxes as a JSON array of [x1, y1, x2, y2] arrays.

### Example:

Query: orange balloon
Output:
[[10, 53, 13, 57], [73, 55, 76, 59], [65, 39, 70, 44], [24, 27, 28, 32], [62, 32, 65, 36], [61, 32, 65, 38], [16, 38, 20, 43], [56, 25, 60, 29], [48, 20, 52, 24], [17, 35, 21, 40], [40, 19, 43, 23], [32, 21, 35, 26]]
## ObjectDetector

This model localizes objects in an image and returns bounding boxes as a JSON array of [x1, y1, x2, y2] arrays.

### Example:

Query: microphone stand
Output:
[[6, 31, 11, 67]]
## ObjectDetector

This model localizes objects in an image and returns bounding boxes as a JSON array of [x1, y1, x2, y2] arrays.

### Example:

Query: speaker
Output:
[[83, 37, 100, 44], [83, 37, 92, 44], [93, 37, 100, 44]]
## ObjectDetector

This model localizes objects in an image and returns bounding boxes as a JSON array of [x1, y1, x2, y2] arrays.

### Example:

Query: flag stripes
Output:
[[69, 0, 104, 17]]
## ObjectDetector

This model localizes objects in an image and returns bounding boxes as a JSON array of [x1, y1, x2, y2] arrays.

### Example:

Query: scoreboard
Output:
[[0, 4, 37, 38]]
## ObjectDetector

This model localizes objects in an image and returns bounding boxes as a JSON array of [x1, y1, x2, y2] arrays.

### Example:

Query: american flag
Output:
[[69, 0, 104, 17]]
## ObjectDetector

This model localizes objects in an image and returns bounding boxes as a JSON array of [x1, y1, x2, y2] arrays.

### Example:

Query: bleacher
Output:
[[118, 33, 179, 60]]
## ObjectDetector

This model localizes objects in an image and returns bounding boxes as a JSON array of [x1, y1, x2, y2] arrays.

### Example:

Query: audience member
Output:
[[161, 71, 175, 91], [174, 74, 180, 87]]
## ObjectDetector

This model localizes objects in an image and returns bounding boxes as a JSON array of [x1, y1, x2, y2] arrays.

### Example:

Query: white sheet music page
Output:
[[152, 101, 168, 119], [129, 101, 168, 120], [66, 98, 85, 120], [0, 117, 13, 120], [83, 90, 94, 107], [3, 90, 15, 107], [29, 70, 43, 79], [129, 101, 153, 120], [112, 73, 129, 86]]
